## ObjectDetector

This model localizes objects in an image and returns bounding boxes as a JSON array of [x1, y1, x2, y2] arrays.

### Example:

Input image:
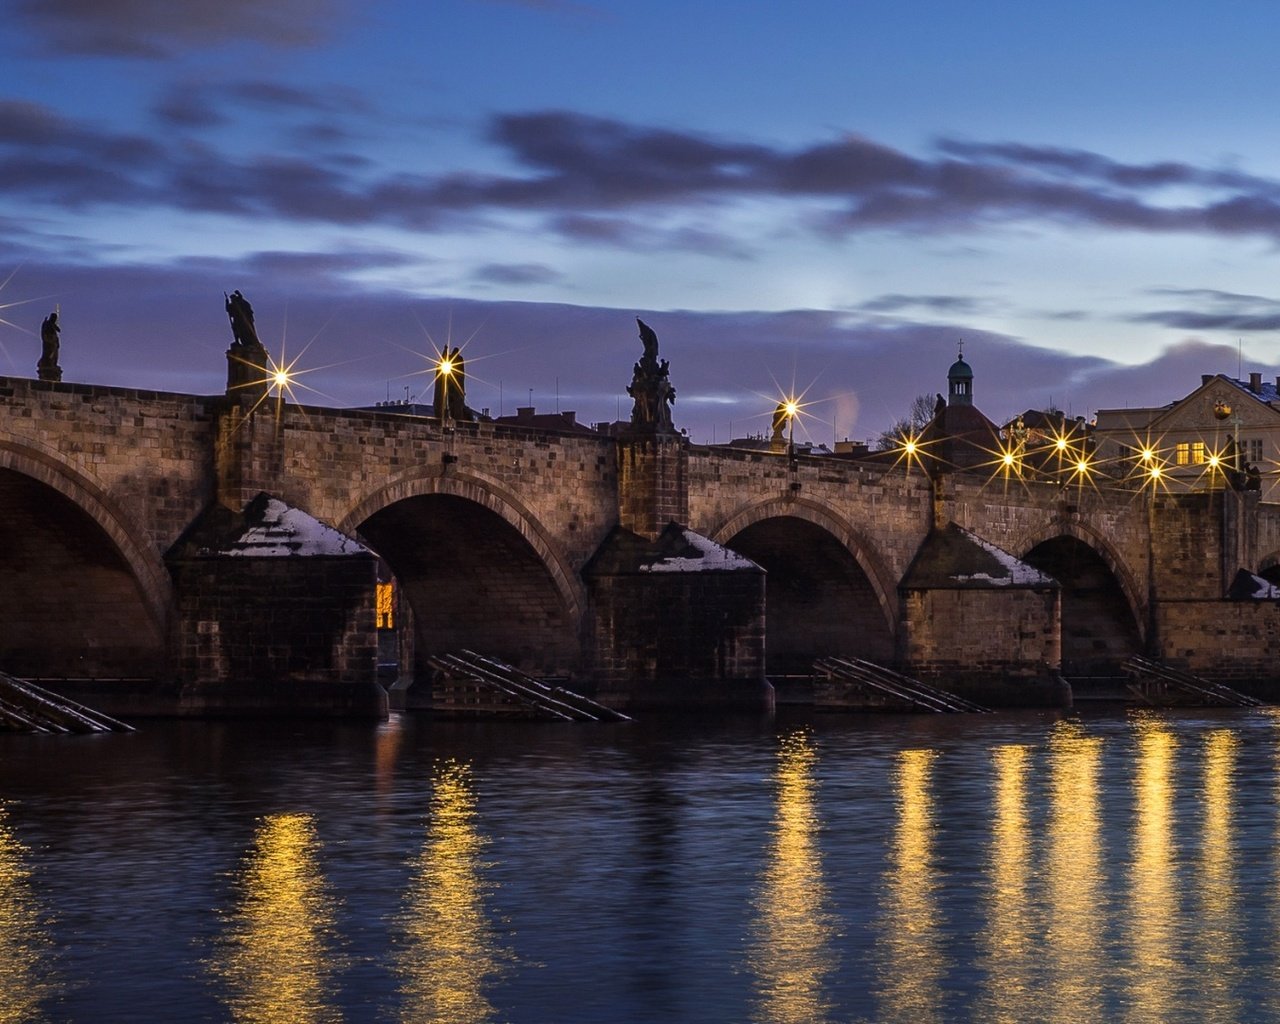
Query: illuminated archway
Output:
[[344, 471, 582, 677], [712, 499, 896, 674], [1020, 530, 1143, 672], [0, 443, 170, 679]]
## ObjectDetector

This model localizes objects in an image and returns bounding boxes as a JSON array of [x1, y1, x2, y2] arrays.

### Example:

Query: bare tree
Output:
[[874, 393, 936, 451]]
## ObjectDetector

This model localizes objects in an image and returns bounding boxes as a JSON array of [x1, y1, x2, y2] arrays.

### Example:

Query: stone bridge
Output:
[[3, 353, 1280, 714]]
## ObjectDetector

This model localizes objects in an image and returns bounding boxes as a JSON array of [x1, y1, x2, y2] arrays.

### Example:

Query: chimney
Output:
[[1202, 375, 1214, 386], [1250, 372, 1262, 393]]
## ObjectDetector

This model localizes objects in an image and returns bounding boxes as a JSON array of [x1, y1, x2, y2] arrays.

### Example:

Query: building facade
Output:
[[1094, 373, 1280, 500]]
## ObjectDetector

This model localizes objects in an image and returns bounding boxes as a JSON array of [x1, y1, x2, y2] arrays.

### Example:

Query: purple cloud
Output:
[[14, 0, 341, 57]]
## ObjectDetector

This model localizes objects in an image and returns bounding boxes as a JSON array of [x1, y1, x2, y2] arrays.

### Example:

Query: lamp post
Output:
[[437, 354, 454, 426], [1212, 399, 1241, 486]]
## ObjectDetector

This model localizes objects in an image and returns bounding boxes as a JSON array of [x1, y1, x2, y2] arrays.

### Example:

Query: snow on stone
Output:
[[226, 497, 367, 557], [1247, 572, 1280, 599], [641, 529, 757, 573], [952, 526, 1053, 586]]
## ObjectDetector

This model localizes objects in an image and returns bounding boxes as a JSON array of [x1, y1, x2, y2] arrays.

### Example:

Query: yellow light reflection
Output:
[[0, 802, 54, 1024], [397, 759, 508, 1024], [749, 730, 837, 1024], [1199, 729, 1240, 1018], [214, 812, 339, 1024], [1127, 716, 1178, 1024], [1046, 721, 1104, 1022], [876, 748, 944, 1024], [979, 745, 1035, 1024]]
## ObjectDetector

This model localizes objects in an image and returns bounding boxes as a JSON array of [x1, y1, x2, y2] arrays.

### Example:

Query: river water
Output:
[[3, 706, 1280, 1023]]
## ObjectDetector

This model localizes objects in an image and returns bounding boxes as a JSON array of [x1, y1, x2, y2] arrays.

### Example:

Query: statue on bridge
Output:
[[37, 309, 62, 382], [223, 290, 270, 396], [224, 291, 262, 350], [626, 318, 677, 433]]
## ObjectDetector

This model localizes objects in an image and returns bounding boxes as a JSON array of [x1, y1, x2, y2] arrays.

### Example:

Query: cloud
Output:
[[470, 262, 563, 285], [857, 293, 992, 315], [0, 252, 1252, 445], [14, 0, 342, 57], [10, 99, 1280, 259], [1129, 286, 1280, 331]]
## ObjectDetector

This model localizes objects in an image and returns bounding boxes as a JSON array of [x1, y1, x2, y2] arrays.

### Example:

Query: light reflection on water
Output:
[[1046, 720, 1106, 1021], [7, 709, 1280, 1021], [748, 729, 836, 1024], [876, 747, 943, 1024], [980, 744, 1034, 1024], [212, 812, 341, 1023], [395, 758, 508, 1024], [0, 800, 54, 1024], [1127, 716, 1178, 1024], [1199, 728, 1241, 1020]]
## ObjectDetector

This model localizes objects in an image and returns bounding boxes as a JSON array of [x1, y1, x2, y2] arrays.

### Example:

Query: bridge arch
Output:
[[1017, 522, 1146, 668], [340, 469, 585, 676], [0, 440, 171, 677], [708, 497, 898, 672]]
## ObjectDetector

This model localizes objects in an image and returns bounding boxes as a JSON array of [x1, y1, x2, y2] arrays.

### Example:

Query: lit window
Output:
[[1191, 441, 1206, 465], [376, 582, 394, 629], [1176, 443, 1190, 466]]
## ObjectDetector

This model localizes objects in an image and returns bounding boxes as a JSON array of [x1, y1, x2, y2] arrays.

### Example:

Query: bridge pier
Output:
[[166, 493, 386, 718]]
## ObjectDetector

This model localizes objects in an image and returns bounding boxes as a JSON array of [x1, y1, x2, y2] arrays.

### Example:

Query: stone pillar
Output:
[[584, 524, 772, 712], [617, 434, 689, 540], [215, 396, 285, 511], [166, 495, 386, 717], [1221, 487, 1259, 590]]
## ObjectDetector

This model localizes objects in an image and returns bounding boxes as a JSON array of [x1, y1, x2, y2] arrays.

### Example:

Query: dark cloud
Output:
[[14, 0, 341, 57], [935, 139, 1276, 195], [9, 101, 1280, 255], [858, 293, 991, 315], [1130, 286, 1280, 331], [151, 89, 225, 130], [470, 263, 563, 285], [1131, 310, 1280, 332]]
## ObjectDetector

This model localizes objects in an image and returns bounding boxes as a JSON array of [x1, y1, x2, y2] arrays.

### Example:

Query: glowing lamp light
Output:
[[1149, 466, 1162, 480], [1056, 438, 1069, 452], [903, 439, 918, 457], [271, 369, 291, 390], [1001, 451, 1016, 467], [783, 400, 799, 419], [438, 358, 454, 377], [1075, 458, 1091, 476], [1140, 448, 1155, 463], [1208, 454, 1221, 470]]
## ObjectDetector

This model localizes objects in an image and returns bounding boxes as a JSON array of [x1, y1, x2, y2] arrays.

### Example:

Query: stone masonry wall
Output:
[[1156, 600, 1280, 691], [0, 377, 217, 554], [900, 587, 1061, 677], [588, 569, 768, 711], [169, 553, 379, 686], [687, 447, 934, 593], [271, 407, 622, 574]]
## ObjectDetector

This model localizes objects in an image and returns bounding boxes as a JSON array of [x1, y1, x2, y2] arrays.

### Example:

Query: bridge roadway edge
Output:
[[5, 375, 1280, 710]]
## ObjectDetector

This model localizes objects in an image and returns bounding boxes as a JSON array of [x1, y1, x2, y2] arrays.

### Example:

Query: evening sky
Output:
[[3, 0, 1280, 443]]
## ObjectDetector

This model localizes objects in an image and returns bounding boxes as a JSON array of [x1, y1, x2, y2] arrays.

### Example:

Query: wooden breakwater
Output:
[[1122, 655, 1262, 708], [813, 656, 991, 713], [0, 672, 134, 734], [425, 651, 631, 721]]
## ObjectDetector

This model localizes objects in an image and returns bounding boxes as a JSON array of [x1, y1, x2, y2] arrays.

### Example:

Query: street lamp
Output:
[[783, 399, 798, 460], [436, 354, 455, 425]]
